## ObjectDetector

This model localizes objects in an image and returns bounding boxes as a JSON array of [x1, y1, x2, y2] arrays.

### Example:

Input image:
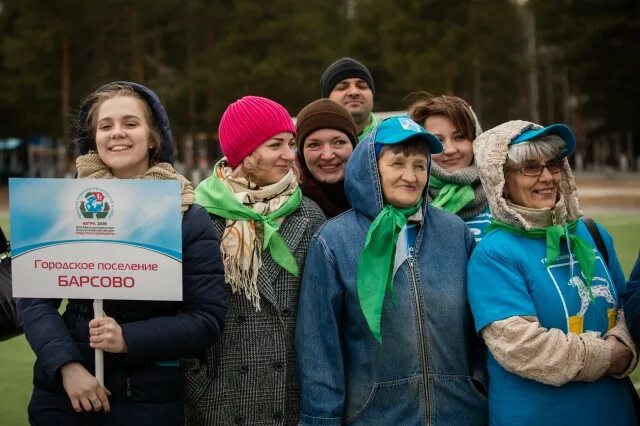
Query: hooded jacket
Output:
[[295, 127, 487, 425], [17, 82, 227, 425], [468, 120, 636, 426]]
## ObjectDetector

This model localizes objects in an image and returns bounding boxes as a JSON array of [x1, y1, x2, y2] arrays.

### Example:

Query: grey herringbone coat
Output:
[[183, 197, 326, 426]]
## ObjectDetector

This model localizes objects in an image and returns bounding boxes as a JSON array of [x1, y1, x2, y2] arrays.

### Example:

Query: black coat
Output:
[[17, 204, 226, 425]]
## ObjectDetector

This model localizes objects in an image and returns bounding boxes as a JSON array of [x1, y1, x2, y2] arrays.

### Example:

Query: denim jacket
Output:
[[295, 128, 488, 425]]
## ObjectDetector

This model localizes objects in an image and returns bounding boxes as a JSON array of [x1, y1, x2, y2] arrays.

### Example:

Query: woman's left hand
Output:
[[89, 316, 128, 353], [605, 335, 632, 375]]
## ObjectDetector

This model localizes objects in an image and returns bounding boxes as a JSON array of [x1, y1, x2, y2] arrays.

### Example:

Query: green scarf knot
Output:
[[429, 176, 475, 214], [195, 170, 302, 276], [357, 200, 423, 342], [487, 219, 597, 297]]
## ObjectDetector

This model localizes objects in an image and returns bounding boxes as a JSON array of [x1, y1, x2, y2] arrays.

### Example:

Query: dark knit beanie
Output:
[[295, 99, 358, 154], [319, 57, 375, 98]]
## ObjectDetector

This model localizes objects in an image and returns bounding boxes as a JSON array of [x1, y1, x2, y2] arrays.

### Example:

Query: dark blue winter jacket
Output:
[[623, 252, 640, 342], [17, 203, 226, 401]]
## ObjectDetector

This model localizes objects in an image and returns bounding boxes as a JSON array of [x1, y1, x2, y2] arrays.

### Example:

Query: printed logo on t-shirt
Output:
[[545, 255, 617, 334]]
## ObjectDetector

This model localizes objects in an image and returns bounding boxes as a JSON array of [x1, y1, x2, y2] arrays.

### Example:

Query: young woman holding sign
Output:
[[183, 96, 325, 425], [17, 81, 227, 425]]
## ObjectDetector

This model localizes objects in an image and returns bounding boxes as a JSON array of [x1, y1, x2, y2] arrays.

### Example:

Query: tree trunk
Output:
[[61, 32, 71, 162], [544, 51, 555, 122], [472, 42, 483, 123], [520, 4, 540, 123], [129, 7, 144, 81], [185, 3, 196, 132]]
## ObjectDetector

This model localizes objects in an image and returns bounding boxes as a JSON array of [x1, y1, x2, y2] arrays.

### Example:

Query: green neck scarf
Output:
[[195, 172, 302, 276], [359, 113, 380, 141], [429, 176, 475, 214], [357, 200, 423, 342], [487, 219, 596, 294]]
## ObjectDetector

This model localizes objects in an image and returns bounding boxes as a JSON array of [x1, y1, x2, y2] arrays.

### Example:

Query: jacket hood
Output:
[[473, 120, 581, 229], [345, 126, 431, 220], [75, 81, 174, 164]]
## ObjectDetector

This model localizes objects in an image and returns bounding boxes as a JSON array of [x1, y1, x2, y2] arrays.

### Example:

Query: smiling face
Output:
[[378, 146, 429, 209], [94, 96, 152, 178], [504, 156, 561, 209], [303, 128, 353, 184], [328, 78, 373, 131], [424, 115, 474, 171], [239, 132, 296, 186]]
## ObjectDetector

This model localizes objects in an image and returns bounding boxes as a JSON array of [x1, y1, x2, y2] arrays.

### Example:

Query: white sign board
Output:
[[10, 178, 183, 301]]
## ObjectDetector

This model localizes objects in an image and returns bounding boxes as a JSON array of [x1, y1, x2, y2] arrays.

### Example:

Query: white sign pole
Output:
[[93, 298, 104, 387]]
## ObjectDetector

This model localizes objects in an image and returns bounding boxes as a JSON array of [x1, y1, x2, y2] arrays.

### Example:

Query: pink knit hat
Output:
[[218, 96, 296, 168]]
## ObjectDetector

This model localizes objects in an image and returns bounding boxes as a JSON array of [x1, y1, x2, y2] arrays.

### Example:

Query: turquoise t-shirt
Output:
[[464, 207, 492, 242], [468, 220, 635, 425]]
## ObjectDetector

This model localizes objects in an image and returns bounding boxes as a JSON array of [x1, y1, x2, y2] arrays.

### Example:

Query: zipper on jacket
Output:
[[408, 256, 430, 425], [126, 376, 132, 398]]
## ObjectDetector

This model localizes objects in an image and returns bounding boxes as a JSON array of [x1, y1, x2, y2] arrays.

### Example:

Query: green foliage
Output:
[[0, 0, 636, 149], [347, 0, 525, 128]]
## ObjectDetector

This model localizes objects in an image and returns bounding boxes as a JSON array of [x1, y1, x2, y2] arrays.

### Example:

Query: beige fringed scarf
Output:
[[76, 152, 195, 212], [216, 164, 299, 310]]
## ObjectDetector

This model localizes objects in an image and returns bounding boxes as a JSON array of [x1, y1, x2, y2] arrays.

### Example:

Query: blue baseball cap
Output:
[[374, 116, 443, 157], [510, 123, 576, 157]]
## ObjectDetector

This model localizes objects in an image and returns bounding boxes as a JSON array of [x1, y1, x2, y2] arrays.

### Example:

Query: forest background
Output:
[[0, 0, 638, 171]]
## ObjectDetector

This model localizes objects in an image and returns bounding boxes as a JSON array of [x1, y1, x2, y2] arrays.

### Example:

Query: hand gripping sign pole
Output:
[[9, 179, 184, 394], [93, 299, 104, 386]]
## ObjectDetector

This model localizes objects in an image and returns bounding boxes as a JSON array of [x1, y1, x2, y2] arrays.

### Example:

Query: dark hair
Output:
[[378, 138, 431, 158], [408, 93, 477, 141], [82, 83, 163, 165]]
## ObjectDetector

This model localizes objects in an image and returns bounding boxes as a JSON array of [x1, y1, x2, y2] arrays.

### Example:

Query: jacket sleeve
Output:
[[482, 315, 612, 386], [296, 233, 345, 426], [622, 253, 640, 342], [122, 205, 227, 363], [16, 297, 85, 382]]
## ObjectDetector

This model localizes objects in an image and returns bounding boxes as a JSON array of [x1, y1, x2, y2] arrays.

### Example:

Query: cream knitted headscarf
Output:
[[473, 120, 582, 230]]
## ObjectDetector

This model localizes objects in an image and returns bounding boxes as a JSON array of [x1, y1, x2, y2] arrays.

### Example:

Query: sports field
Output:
[[0, 209, 638, 425]]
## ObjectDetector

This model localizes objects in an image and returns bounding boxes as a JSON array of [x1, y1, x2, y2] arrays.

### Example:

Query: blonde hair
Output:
[[239, 152, 300, 186], [84, 83, 163, 164]]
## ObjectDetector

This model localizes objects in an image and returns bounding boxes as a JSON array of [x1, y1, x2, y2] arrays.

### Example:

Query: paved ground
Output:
[[574, 173, 640, 209]]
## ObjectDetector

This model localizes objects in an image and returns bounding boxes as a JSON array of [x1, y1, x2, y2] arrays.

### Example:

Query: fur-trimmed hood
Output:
[[473, 120, 582, 229]]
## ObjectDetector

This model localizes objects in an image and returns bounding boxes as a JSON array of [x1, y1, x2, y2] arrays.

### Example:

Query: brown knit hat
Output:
[[295, 99, 358, 155]]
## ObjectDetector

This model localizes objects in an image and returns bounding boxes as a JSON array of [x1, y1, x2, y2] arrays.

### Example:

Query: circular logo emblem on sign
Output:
[[76, 188, 114, 220]]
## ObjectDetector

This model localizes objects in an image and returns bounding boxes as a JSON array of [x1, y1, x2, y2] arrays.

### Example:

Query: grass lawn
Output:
[[0, 211, 638, 424]]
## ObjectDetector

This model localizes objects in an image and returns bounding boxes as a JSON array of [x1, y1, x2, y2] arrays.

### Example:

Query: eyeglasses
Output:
[[510, 158, 565, 177]]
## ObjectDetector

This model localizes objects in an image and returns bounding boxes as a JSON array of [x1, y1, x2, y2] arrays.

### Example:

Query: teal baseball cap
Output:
[[510, 123, 576, 157], [374, 116, 443, 157]]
